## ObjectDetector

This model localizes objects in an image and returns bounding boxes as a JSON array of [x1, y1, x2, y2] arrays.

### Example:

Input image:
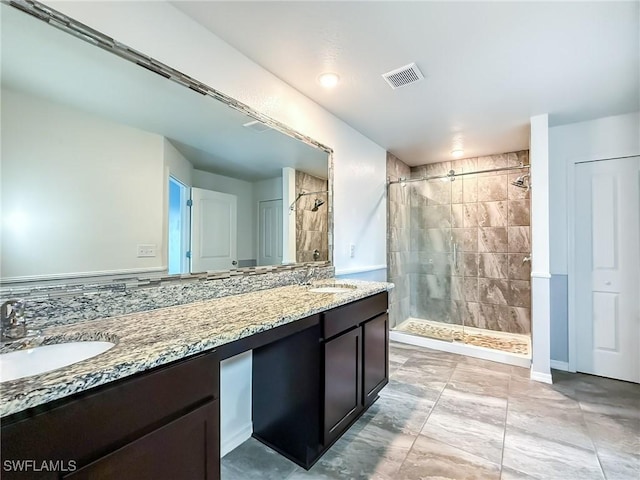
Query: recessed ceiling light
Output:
[[318, 72, 340, 88], [451, 149, 464, 158]]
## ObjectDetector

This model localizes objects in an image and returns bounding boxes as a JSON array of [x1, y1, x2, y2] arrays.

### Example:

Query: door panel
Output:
[[363, 313, 388, 406], [323, 327, 362, 444], [575, 156, 639, 382], [191, 188, 237, 272], [258, 199, 283, 266]]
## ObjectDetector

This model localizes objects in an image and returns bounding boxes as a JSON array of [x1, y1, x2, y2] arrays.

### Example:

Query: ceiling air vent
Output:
[[243, 120, 271, 133], [381, 62, 424, 90]]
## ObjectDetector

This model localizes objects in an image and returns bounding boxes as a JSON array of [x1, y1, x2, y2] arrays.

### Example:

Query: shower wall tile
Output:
[[425, 274, 450, 299], [463, 277, 479, 302], [461, 301, 482, 328], [517, 150, 529, 166], [402, 150, 531, 336], [409, 184, 429, 207], [509, 280, 531, 308], [508, 173, 531, 200], [389, 200, 409, 228], [479, 253, 509, 279], [453, 227, 478, 252], [451, 178, 463, 203], [479, 278, 510, 305], [415, 252, 451, 275], [477, 201, 508, 227], [463, 177, 478, 203], [463, 204, 479, 227], [508, 254, 531, 280], [478, 154, 509, 172], [452, 253, 463, 276], [452, 157, 478, 174], [508, 226, 531, 253], [295, 171, 328, 262], [424, 161, 452, 177], [425, 228, 452, 253], [451, 276, 465, 301], [477, 175, 508, 202], [425, 182, 452, 206], [389, 227, 410, 252], [388, 251, 410, 275], [463, 253, 479, 277], [508, 200, 530, 226], [506, 306, 531, 334], [424, 205, 452, 228], [479, 227, 508, 253], [452, 204, 464, 227]]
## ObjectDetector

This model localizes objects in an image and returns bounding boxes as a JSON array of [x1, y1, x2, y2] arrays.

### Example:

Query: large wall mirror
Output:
[[1, 2, 332, 284]]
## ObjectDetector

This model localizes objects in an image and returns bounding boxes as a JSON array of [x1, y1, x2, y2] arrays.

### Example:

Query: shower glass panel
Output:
[[406, 165, 458, 342], [387, 151, 532, 359]]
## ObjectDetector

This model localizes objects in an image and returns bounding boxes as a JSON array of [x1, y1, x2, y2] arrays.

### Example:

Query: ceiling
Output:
[[1, 3, 328, 182], [173, 1, 639, 166]]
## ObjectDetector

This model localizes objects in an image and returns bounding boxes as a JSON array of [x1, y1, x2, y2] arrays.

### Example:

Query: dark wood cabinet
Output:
[[323, 326, 362, 445], [253, 292, 389, 470], [64, 400, 218, 480], [1, 352, 220, 480], [363, 313, 389, 407]]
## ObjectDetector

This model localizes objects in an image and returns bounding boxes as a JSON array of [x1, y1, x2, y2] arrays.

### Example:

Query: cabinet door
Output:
[[362, 313, 389, 407], [323, 327, 362, 445], [64, 401, 219, 480]]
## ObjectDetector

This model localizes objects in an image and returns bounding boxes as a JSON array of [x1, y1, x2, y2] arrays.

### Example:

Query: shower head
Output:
[[511, 174, 531, 191], [311, 198, 325, 212]]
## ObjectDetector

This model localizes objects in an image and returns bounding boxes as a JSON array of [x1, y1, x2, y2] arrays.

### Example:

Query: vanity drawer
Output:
[[1, 350, 219, 479], [322, 292, 388, 339]]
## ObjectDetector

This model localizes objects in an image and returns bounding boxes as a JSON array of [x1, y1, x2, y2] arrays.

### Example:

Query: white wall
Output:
[[192, 170, 255, 262], [1, 87, 165, 280], [253, 176, 282, 203], [548, 111, 640, 363], [164, 139, 193, 187], [42, 0, 388, 456], [549, 112, 640, 274], [529, 114, 552, 383], [46, 0, 388, 275]]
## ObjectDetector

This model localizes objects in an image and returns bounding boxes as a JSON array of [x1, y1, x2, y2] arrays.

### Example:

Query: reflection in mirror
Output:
[[0, 3, 330, 283]]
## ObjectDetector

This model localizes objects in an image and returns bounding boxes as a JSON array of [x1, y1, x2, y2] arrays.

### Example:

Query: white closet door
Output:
[[575, 156, 639, 382], [190, 188, 237, 272]]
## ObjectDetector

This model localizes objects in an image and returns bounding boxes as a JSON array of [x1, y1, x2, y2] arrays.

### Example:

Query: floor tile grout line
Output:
[[393, 350, 459, 475], [499, 373, 513, 479], [576, 398, 609, 480]]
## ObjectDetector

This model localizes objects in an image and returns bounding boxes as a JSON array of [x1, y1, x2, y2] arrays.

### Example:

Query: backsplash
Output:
[[1, 264, 334, 330]]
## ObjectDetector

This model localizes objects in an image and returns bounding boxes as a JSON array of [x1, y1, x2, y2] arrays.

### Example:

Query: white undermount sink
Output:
[[0, 341, 116, 383], [308, 286, 355, 294]]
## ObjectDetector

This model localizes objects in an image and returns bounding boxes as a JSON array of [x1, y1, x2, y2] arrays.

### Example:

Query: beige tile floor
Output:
[[222, 341, 640, 480]]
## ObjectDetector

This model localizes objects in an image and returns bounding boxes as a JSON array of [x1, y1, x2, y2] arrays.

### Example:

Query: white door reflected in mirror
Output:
[[190, 188, 237, 272]]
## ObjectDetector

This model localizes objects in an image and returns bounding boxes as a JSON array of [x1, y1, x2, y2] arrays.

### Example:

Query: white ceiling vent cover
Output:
[[382, 63, 424, 90]]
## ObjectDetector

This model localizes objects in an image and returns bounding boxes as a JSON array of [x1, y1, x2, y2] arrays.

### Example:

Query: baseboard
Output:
[[221, 422, 252, 458], [529, 369, 553, 384], [550, 360, 569, 371]]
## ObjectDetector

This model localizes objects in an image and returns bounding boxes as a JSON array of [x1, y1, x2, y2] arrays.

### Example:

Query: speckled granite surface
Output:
[[0, 280, 392, 418], [3, 265, 334, 330]]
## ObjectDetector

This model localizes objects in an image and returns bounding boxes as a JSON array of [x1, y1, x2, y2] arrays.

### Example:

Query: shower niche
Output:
[[386, 151, 532, 360]]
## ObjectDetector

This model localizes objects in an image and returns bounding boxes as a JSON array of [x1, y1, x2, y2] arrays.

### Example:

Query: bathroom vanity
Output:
[[0, 282, 390, 479]]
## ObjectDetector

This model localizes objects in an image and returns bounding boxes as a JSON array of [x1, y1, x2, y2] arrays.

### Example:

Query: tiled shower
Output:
[[387, 151, 531, 356]]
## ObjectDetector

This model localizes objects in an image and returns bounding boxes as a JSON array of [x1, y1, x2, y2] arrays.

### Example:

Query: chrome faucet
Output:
[[1, 299, 27, 343]]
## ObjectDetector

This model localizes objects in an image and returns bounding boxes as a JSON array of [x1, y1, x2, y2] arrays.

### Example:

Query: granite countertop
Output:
[[0, 279, 392, 418]]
